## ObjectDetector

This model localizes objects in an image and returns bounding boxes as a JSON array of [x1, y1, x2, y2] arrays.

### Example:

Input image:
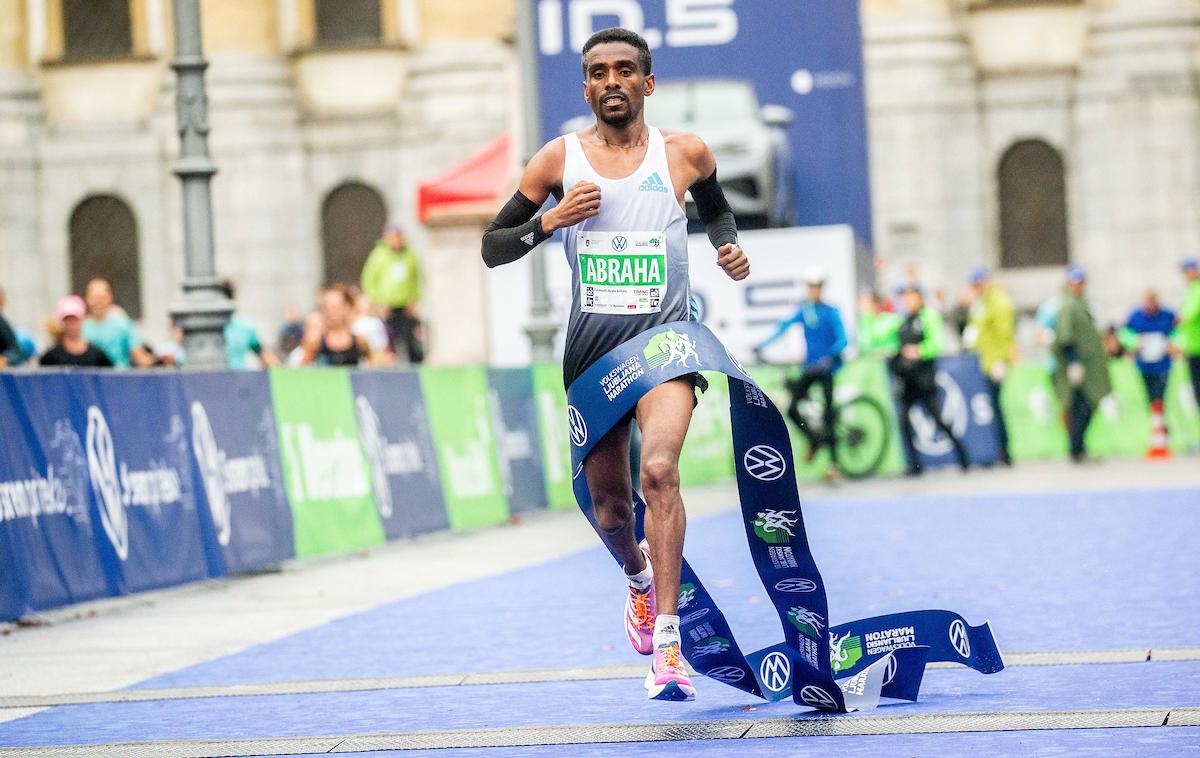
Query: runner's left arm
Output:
[[682, 136, 748, 281]]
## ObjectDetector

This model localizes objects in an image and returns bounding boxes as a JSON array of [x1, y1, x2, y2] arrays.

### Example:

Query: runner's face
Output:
[[583, 43, 653, 128]]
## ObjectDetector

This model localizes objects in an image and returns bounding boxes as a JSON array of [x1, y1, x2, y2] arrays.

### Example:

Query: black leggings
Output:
[[897, 384, 969, 473], [786, 369, 836, 463]]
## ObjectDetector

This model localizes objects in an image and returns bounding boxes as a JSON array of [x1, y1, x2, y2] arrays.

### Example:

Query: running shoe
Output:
[[623, 544, 655, 655], [644, 640, 696, 701]]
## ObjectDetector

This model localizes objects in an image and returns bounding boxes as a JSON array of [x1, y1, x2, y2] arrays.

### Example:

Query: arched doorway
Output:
[[69, 195, 142, 319], [321, 182, 388, 287], [998, 140, 1070, 269]]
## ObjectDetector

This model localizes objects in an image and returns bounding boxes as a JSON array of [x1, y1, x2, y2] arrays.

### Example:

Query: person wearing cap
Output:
[[360, 221, 425, 364], [1052, 266, 1111, 463], [889, 283, 970, 475], [755, 268, 848, 471], [965, 267, 1015, 465], [39, 296, 113, 368], [1179, 258, 1200, 411]]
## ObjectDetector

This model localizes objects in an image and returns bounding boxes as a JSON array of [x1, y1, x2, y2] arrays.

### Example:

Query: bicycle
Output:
[[762, 363, 891, 480]]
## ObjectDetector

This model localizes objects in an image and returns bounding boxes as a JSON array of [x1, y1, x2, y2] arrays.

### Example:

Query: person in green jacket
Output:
[[1052, 266, 1112, 463], [965, 267, 1015, 465], [857, 290, 901, 357], [1180, 258, 1200, 412], [889, 283, 969, 475], [360, 222, 424, 363]]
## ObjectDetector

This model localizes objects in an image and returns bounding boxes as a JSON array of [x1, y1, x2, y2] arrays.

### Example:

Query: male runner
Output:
[[481, 28, 748, 701]]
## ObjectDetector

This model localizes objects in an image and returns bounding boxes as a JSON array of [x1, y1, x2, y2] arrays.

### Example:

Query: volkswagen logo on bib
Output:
[[567, 405, 587, 447], [744, 445, 785, 481], [799, 685, 838, 710], [612, 235, 628, 252], [758, 651, 791, 694], [775, 578, 817, 593], [950, 619, 972, 658], [191, 401, 232, 547], [85, 406, 128, 561]]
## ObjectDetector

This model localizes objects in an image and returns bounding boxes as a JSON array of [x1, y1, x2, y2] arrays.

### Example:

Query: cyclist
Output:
[[755, 269, 847, 471]]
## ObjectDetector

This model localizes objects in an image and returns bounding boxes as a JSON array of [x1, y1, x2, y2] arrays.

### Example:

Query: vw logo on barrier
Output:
[[758, 652, 791, 693], [799, 685, 839, 710], [706, 666, 746, 684], [567, 405, 588, 447], [681, 608, 710, 626], [883, 655, 899, 686], [743, 445, 785, 482], [612, 235, 629, 252], [949, 619, 972, 659], [355, 396, 394, 520], [775, 578, 817, 594], [191, 401, 232, 546], [86, 406, 128, 561]]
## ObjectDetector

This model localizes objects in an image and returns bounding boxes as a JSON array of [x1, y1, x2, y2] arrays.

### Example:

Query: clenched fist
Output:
[[717, 243, 749, 281], [543, 181, 601, 232]]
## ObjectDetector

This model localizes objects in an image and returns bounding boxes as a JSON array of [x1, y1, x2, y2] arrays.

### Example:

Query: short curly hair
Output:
[[581, 28, 652, 76]]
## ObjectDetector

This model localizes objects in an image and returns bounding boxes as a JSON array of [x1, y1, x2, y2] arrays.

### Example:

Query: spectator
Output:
[[1180, 258, 1200, 412], [278, 305, 305, 357], [361, 222, 425, 363], [39, 296, 113, 368], [301, 285, 372, 367], [83, 278, 153, 368], [0, 286, 22, 367], [889, 283, 969, 476], [755, 268, 848, 472], [348, 285, 392, 362], [965, 267, 1015, 465], [857, 290, 901, 357], [219, 279, 279, 370], [1122, 289, 1176, 426], [1052, 266, 1112, 463]]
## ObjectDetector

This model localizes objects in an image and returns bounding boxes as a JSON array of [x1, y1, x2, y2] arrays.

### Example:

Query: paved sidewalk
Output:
[[0, 456, 1196, 726]]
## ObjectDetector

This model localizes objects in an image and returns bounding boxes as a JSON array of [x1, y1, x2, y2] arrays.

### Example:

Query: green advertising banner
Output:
[[679, 372, 734, 486], [747, 358, 905, 480], [531, 363, 577, 510], [270, 368, 385, 557], [420, 367, 509, 530], [1000, 364, 1069, 461], [1085, 360, 1151, 458]]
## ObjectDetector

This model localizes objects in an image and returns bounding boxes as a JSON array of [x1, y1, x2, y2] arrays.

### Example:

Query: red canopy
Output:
[[418, 133, 512, 222]]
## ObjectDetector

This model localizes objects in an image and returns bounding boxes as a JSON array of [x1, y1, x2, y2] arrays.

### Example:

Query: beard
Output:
[[596, 100, 639, 128]]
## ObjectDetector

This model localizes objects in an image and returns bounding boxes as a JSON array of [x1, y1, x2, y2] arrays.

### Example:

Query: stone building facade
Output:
[[1, 0, 1198, 360]]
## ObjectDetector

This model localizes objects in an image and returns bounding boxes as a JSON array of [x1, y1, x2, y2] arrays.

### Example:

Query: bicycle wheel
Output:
[[832, 395, 890, 479]]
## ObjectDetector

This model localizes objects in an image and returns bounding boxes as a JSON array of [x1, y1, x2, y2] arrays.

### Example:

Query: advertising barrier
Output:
[[2, 356, 1197, 622], [912, 355, 1001, 470], [270, 368, 384, 557], [181, 372, 294, 575], [351, 370, 448, 539]]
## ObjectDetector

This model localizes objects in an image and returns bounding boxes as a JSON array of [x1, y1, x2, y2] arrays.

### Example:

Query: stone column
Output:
[[1073, 0, 1200, 323], [861, 0, 988, 294], [0, 2, 45, 335]]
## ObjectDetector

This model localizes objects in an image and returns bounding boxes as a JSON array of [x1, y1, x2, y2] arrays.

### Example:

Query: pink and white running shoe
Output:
[[644, 640, 696, 701], [623, 545, 655, 655]]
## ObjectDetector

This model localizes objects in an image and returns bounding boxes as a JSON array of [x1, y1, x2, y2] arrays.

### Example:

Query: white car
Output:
[[562, 78, 797, 228]]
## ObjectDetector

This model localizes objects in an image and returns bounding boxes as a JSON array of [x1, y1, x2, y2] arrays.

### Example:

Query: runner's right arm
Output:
[[481, 138, 600, 268]]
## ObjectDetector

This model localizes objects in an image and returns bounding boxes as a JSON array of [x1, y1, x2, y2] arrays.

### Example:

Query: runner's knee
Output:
[[640, 457, 679, 497], [591, 492, 633, 535]]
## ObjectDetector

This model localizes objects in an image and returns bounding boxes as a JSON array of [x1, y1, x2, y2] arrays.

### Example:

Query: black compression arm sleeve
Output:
[[481, 191, 553, 268], [689, 170, 738, 249]]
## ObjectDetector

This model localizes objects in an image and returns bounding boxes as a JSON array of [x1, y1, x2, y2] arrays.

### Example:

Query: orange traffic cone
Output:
[[1147, 399, 1170, 459]]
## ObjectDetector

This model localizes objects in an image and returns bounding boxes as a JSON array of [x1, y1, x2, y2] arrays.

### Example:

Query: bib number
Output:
[[578, 231, 667, 315]]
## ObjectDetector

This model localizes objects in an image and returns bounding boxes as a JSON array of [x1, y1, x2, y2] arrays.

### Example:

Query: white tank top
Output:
[[559, 126, 691, 388]]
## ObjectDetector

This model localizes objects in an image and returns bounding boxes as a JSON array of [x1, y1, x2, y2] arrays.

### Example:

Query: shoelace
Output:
[[657, 643, 683, 672], [628, 585, 655, 628]]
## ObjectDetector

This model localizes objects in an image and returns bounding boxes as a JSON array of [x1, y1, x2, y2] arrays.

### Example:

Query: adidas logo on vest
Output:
[[638, 172, 670, 193]]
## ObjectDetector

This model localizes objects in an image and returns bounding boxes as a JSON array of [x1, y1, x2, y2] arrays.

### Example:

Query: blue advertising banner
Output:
[[71, 373, 210, 595], [909, 356, 1002, 470], [350, 370, 449, 538], [180, 372, 294, 576], [533, 0, 872, 242], [488, 368, 549, 514], [0, 374, 111, 617]]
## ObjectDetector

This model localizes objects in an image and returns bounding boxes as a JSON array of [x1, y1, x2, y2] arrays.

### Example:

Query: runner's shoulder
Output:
[[660, 129, 715, 179], [521, 137, 567, 197]]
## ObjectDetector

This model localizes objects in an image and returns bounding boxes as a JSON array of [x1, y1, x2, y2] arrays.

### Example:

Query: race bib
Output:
[[578, 231, 667, 315], [1140, 332, 1168, 363]]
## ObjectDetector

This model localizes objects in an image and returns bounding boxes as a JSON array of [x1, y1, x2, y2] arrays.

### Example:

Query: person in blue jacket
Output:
[[756, 268, 848, 467], [1122, 290, 1176, 406]]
